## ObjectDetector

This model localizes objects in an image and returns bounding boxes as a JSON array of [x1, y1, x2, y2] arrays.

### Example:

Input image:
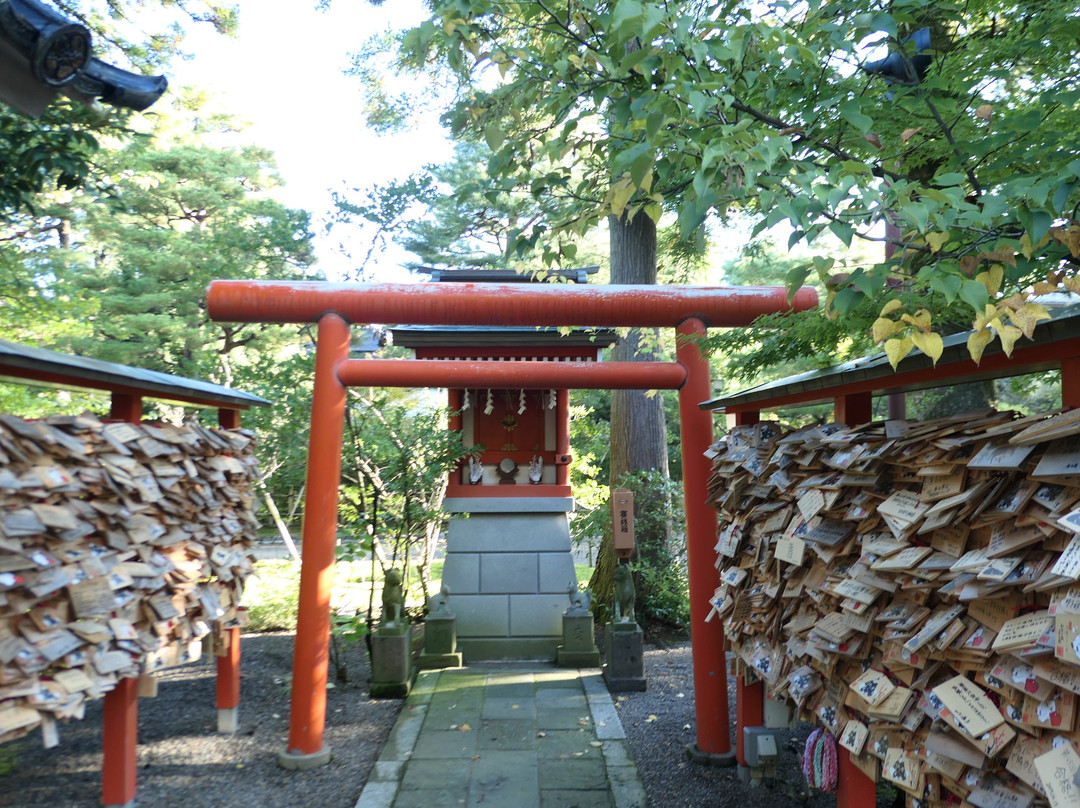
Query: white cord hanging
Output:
[[484, 389, 494, 415], [548, 389, 557, 409], [462, 390, 470, 411], [518, 389, 527, 415]]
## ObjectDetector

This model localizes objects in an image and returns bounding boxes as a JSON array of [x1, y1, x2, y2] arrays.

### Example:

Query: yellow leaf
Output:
[[1000, 294, 1025, 312], [900, 309, 932, 332], [997, 324, 1023, 358], [975, 104, 993, 122], [607, 174, 636, 219], [459, 724, 472, 732], [884, 337, 914, 370], [1007, 302, 1051, 340], [972, 304, 998, 331], [880, 299, 904, 317], [645, 715, 658, 723], [824, 289, 839, 321], [1019, 232, 1050, 259], [926, 231, 950, 254], [975, 264, 1004, 296], [979, 247, 1017, 268], [967, 329, 993, 364], [1052, 224, 1080, 258], [911, 331, 944, 364], [1032, 281, 1059, 295], [900, 127, 922, 143], [1065, 275, 1080, 296], [871, 317, 905, 343]]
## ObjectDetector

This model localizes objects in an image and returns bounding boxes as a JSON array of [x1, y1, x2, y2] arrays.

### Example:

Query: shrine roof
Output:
[[0, 0, 167, 117], [417, 266, 600, 284], [701, 302, 1080, 414], [0, 339, 270, 411], [390, 325, 619, 350]]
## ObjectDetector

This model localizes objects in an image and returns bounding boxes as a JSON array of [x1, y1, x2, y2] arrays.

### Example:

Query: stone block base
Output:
[[604, 622, 646, 692], [418, 651, 463, 670], [278, 746, 334, 770], [557, 647, 601, 667], [370, 626, 413, 699]]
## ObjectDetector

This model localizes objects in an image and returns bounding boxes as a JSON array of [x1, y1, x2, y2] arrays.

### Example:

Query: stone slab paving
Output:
[[354, 665, 647, 808]]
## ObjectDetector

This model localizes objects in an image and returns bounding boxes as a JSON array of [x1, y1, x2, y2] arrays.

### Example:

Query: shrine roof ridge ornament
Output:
[[0, 0, 167, 117], [418, 266, 600, 284], [206, 280, 819, 330]]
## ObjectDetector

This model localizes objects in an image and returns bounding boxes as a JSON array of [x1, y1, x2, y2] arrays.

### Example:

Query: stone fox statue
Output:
[[381, 568, 404, 627], [614, 565, 636, 623]]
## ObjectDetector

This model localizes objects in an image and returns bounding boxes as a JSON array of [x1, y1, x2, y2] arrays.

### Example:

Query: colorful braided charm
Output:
[[802, 727, 838, 793]]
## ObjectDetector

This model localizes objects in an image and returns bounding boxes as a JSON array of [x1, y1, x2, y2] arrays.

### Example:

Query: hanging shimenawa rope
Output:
[[484, 389, 494, 415], [802, 728, 838, 792]]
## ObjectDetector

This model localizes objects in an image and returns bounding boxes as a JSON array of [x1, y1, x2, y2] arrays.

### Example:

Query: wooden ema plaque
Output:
[[0, 412, 258, 749], [706, 409, 1080, 808]]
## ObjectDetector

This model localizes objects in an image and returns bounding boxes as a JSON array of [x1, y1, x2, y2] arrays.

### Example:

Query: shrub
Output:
[[243, 559, 300, 632]]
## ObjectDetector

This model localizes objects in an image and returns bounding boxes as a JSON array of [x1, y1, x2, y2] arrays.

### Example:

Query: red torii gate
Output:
[[207, 279, 819, 769]]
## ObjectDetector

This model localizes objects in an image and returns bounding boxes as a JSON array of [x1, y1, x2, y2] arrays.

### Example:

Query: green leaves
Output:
[[838, 100, 873, 135]]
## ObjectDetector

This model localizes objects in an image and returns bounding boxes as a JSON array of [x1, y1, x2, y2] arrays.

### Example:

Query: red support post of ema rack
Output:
[[101, 391, 143, 807], [215, 407, 243, 733]]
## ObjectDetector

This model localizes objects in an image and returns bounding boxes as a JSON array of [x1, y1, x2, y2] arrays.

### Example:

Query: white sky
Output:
[[167, 0, 453, 282]]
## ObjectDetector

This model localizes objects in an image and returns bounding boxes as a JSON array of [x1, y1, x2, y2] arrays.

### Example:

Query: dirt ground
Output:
[[0, 629, 845, 808]]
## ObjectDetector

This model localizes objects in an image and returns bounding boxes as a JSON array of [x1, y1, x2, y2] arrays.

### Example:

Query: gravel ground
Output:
[[1, 630, 839, 808]]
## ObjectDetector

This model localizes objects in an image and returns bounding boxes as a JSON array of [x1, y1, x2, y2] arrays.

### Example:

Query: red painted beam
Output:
[[736, 675, 765, 766], [280, 314, 350, 770], [837, 748, 877, 808], [677, 319, 733, 763], [1064, 356, 1080, 408], [207, 281, 818, 329], [834, 392, 872, 427], [336, 359, 687, 390], [101, 677, 138, 807], [109, 393, 142, 423], [216, 627, 241, 713], [103, 394, 142, 807]]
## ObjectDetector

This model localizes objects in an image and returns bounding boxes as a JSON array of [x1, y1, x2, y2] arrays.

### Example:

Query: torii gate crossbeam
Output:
[[206, 280, 819, 771]]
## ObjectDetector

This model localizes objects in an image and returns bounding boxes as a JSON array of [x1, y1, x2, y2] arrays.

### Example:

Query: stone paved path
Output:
[[354, 665, 647, 808]]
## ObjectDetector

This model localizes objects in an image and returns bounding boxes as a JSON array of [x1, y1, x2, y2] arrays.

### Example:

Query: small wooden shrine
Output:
[[391, 267, 617, 660]]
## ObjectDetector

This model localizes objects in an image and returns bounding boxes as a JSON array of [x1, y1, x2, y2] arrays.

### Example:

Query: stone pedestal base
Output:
[[418, 651, 463, 669], [370, 625, 413, 698], [278, 746, 334, 770], [441, 497, 576, 661], [604, 622, 646, 692], [557, 612, 600, 667], [419, 616, 463, 669], [217, 706, 238, 734]]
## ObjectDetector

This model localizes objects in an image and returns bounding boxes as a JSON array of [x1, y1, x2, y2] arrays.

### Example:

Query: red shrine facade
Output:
[[391, 325, 618, 499]]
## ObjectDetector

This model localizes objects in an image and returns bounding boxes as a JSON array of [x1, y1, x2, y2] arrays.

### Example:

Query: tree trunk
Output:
[[589, 211, 669, 619], [608, 211, 667, 479]]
